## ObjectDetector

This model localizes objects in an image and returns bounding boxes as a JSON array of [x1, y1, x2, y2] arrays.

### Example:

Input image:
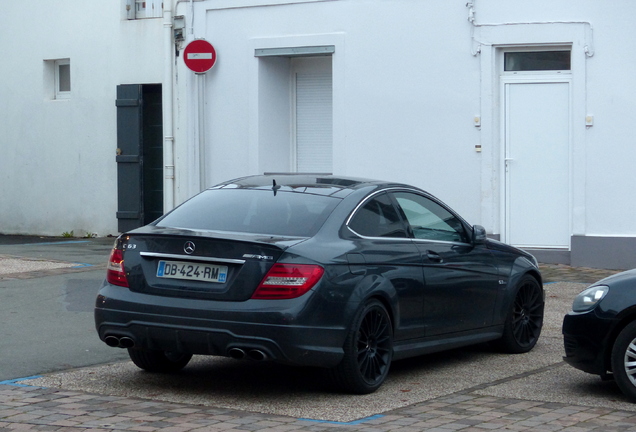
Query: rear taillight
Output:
[[106, 248, 129, 287], [251, 263, 324, 299]]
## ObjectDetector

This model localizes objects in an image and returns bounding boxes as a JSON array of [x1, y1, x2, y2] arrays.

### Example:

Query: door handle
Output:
[[426, 250, 443, 263], [504, 158, 514, 172]]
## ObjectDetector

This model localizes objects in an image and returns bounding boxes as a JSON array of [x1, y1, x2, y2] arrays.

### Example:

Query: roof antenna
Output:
[[272, 179, 280, 196]]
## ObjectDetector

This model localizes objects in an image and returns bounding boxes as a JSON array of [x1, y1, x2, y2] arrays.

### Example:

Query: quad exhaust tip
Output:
[[104, 335, 135, 349], [228, 347, 246, 359], [248, 349, 267, 361], [228, 347, 268, 361], [104, 338, 267, 360]]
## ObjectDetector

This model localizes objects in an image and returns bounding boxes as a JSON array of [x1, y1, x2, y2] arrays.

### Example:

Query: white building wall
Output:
[[0, 1, 163, 237], [177, 0, 482, 220], [475, 0, 636, 238], [171, 0, 636, 268], [2, 0, 636, 268], [581, 8, 636, 237]]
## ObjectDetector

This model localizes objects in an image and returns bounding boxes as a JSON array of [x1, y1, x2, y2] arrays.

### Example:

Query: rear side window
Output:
[[348, 192, 408, 238], [156, 189, 340, 237]]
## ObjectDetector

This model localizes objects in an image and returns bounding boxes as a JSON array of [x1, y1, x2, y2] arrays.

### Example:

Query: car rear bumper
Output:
[[95, 283, 347, 368], [562, 312, 615, 376]]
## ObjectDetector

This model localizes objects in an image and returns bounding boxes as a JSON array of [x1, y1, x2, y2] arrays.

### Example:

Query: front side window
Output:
[[392, 192, 468, 243], [348, 192, 407, 238]]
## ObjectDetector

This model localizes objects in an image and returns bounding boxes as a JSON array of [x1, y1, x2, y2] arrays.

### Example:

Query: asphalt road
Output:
[[0, 237, 129, 381]]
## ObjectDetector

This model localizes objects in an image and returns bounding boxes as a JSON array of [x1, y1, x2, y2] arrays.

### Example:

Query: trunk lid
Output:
[[118, 226, 306, 301]]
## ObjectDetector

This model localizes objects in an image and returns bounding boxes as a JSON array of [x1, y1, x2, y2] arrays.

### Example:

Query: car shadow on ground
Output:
[[107, 343, 527, 396], [568, 377, 625, 401], [162, 357, 334, 394]]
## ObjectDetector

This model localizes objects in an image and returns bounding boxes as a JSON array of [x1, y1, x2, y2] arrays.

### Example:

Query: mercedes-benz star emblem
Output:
[[184, 241, 196, 254]]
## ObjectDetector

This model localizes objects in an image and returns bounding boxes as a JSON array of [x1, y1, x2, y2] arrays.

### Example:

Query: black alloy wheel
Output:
[[611, 321, 636, 402], [497, 275, 544, 353], [330, 299, 393, 394], [128, 348, 193, 373]]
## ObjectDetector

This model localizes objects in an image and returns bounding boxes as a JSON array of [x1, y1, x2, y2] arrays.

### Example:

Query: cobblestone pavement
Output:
[[3, 384, 636, 432], [2, 252, 635, 431]]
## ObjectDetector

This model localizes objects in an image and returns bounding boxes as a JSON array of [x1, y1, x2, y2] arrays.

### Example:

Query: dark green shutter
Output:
[[115, 84, 144, 232]]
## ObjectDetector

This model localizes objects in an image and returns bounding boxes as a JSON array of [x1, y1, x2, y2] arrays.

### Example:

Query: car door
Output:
[[390, 191, 500, 336], [346, 191, 426, 341]]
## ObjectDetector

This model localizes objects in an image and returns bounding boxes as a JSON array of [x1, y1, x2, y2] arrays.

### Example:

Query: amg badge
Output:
[[242, 254, 273, 260]]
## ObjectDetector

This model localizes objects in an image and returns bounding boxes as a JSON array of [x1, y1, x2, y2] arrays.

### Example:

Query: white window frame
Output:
[[54, 59, 71, 100], [249, 33, 344, 178], [501, 45, 572, 77], [472, 21, 589, 238], [126, 0, 163, 19]]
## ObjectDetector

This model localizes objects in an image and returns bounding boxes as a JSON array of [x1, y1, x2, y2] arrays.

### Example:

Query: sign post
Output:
[[183, 39, 217, 190]]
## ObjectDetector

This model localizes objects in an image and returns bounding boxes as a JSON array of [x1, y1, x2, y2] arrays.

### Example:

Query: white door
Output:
[[503, 78, 570, 248], [292, 57, 333, 173]]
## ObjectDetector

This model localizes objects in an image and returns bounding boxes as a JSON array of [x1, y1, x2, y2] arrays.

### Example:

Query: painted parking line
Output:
[[25, 241, 91, 246], [0, 376, 43, 387]]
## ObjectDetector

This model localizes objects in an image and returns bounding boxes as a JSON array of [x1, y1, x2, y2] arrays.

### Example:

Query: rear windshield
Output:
[[156, 189, 341, 237]]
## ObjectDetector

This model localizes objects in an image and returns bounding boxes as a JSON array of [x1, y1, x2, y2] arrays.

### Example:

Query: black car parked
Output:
[[563, 269, 636, 401], [96, 174, 544, 393]]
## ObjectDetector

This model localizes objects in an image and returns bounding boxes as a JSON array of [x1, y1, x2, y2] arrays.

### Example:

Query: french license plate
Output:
[[156, 260, 228, 283]]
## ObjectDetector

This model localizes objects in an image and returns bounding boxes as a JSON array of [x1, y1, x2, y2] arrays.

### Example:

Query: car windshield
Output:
[[156, 189, 341, 237]]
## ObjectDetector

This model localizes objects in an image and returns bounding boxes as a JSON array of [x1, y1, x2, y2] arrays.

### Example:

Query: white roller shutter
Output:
[[295, 69, 333, 173]]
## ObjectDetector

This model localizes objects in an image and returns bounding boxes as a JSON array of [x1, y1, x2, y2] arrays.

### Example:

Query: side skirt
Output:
[[392, 327, 503, 361]]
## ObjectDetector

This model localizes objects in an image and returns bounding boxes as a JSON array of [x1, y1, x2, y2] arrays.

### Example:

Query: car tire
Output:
[[127, 348, 192, 373], [611, 321, 636, 402], [496, 275, 544, 353], [329, 299, 393, 394]]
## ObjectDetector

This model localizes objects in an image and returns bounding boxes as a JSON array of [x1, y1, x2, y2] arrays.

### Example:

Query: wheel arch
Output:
[[494, 267, 544, 353], [603, 308, 636, 373], [345, 273, 399, 334], [524, 269, 542, 287], [496, 265, 543, 325], [328, 290, 395, 394], [494, 269, 545, 324], [366, 293, 396, 333]]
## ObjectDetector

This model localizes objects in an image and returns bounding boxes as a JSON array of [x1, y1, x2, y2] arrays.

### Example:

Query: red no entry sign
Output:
[[183, 39, 217, 73]]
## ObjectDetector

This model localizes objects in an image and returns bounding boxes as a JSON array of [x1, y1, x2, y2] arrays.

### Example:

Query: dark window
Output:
[[54, 59, 71, 99], [156, 189, 340, 237], [348, 193, 408, 238], [504, 51, 571, 71], [392, 192, 469, 243], [58, 63, 71, 92]]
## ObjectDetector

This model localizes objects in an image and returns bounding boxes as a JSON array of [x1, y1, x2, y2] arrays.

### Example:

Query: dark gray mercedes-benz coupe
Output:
[[95, 174, 544, 393]]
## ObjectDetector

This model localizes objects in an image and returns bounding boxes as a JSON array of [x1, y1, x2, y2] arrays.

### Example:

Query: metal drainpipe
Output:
[[162, 2, 175, 212]]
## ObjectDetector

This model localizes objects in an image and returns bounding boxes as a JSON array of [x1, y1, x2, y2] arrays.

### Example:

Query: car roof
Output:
[[210, 174, 407, 198]]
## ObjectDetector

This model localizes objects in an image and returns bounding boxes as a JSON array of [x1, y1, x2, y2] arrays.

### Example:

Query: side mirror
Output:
[[473, 225, 487, 244]]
